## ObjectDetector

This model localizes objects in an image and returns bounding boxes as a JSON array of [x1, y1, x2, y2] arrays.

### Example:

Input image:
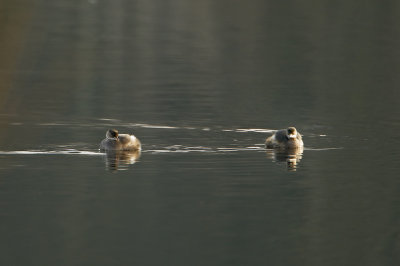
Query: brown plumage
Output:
[[100, 129, 141, 151], [265, 127, 303, 149]]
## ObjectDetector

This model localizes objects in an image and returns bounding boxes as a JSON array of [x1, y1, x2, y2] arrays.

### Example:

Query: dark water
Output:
[[1, 1, 400, 265]]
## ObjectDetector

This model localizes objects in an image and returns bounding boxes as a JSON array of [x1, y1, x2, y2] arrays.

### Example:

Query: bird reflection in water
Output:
[[103, 150, 141, 171], [266, 147, 303, 171]]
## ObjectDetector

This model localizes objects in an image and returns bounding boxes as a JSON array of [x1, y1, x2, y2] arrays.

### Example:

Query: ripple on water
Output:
[[0, 150, 102, 156], [1, 123, 342, 157], [0, 146, 342, 156]]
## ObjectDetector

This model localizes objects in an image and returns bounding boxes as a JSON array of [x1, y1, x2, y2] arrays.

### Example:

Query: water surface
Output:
[[1, 1, 400, 265]]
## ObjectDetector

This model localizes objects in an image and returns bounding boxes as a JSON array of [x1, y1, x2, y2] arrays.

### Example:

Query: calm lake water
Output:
[[1, 1, 400, 265]]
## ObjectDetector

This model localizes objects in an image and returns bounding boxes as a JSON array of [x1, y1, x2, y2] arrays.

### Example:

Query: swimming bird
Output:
[[100, 129, 141, 151], [265, 127, 303, 149]]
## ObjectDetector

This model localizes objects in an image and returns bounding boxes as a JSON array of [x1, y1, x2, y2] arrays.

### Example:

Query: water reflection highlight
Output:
[[266, 147, 304, 171], [103, 150, 141, 171]]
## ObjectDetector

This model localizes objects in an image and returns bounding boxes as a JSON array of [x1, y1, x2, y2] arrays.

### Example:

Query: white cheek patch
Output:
[[288, 134, 297, 139]]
